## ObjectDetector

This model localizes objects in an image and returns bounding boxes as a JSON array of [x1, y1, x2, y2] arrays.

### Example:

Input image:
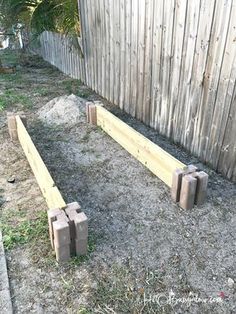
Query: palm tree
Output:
[[1, 0, 80, 35], [0, 0, 82, 67]]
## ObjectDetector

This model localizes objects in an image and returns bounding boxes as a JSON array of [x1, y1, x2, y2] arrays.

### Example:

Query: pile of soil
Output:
[[38, 94, 85, 126]]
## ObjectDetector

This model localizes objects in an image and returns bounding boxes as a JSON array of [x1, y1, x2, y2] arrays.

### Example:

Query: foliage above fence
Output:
[[0, 0, 80, 36]]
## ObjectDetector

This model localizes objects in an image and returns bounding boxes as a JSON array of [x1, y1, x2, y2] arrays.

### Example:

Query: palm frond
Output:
[[0, 0, 80, 35]]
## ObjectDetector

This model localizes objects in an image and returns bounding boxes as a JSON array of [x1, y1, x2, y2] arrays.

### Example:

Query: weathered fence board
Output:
[[35, 0, 236, 182]]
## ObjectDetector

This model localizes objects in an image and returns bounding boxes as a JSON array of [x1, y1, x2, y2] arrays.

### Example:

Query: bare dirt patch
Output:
[[0, 50, 236, 314]]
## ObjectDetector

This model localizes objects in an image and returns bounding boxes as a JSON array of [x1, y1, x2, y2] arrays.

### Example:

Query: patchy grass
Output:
[[63, 78, 82, 94], [0, 72, 22, 84], [90, 265, 174, 313], [0, 89, 33, 110], [60, 78, 93, 98], [77, 307, 92, 314], [0, 50, 19, 65], [0, 209, 48, 250], [76, 89, 93, 98], [33, 86, 52, 97]]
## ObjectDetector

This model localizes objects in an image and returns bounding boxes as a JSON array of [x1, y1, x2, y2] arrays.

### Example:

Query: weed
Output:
[[0, 209, 48, 250], [76, 89, 92, 98], [0, 89, 33, 110], [61, 275, 76, 292], [63, 79, 82, 94], [78, 307, 91, 314], [34, 87, 51, 97]]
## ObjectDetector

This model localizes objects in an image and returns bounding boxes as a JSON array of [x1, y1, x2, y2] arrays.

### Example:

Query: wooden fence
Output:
[[36, 0, 236, 182]]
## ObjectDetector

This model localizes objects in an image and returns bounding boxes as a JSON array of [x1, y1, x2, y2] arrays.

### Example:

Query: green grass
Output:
[[0, 72, 22, 83], [0, 50, 19, 65], [63, 79, 82, 94], [0, 89, 33, 110], [77, 307, 92, 314], [33, 87, 52, 97], [61, 78, 93, 98], [76, 89, 93, 98], [0, 209, 48, 250]]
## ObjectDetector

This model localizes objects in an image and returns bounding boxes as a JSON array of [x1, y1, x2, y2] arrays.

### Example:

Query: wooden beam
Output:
[[95, 106, 185, 187], [15, 116, 66, 210]]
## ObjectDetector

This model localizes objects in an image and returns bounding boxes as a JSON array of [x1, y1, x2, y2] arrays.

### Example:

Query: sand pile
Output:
[[38, 94, 85, 126]]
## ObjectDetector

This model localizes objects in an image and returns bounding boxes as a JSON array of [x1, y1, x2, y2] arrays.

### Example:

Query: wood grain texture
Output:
[[35, 0, 236, 182], [16, 116, 66, 210], [96, 106, 185, 187]]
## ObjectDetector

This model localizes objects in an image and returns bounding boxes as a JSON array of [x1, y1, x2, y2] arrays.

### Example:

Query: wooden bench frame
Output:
[[7, 113, 88, 262], [86, 102, 208, 209]]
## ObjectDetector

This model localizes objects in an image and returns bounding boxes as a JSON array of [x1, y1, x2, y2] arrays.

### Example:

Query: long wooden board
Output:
[[96, 106, 185, 187], [16, 116, 66, 210]]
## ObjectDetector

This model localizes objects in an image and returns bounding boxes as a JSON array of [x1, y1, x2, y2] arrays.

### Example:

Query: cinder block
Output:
[[179, 175, 197, 210], [64, 203, 82, 256], [56, 211, 69, 222], [48, 208, 63, 220], [171, 168, 184, 202], [9, 129, 18, 141], [194, 171, 208, 205], [7, 114, 18, 141], [67, 210, 80, 222], [89, 104, 97, 125], [68, 218, 76, 237], [86, 102, 93, 123], [70, 238, 76, 256], [184, 164, 198, 174], [54, 244, 71, 262], [74, 212, 88, 240], [67, 218, 76, 256], [64, 202, 81, 217], [188, 165, 198, 173], [47, 208, 63, 248], [53, 220, 70, 248], [75, 239, 87, 256], [7, 113, 16, 129]]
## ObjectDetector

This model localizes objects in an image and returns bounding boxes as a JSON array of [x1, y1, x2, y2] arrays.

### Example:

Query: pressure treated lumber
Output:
[[12, 115, 88, 262], [95, 105, 185, 187], [15, 115, 66, 210]]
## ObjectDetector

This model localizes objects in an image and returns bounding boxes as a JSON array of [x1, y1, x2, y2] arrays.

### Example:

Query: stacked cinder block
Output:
[[171, 165, 209, 210], [86, 101, 103, 125], [48, 202, 88, 262]]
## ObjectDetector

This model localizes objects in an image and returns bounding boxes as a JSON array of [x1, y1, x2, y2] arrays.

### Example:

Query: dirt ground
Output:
[[0, 50, 236, 314]]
